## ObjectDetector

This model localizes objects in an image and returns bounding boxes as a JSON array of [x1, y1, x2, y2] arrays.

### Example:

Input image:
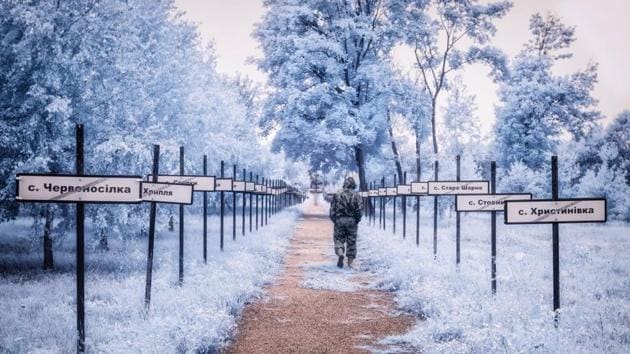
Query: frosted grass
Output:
[[0, 205, 304, 353]]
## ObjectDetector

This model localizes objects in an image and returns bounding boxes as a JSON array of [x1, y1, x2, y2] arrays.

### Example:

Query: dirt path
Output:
[[225, 203, 414, 353]]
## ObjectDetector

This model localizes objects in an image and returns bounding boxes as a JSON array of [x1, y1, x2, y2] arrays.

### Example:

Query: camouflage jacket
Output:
[[329, 188, 362, 224]]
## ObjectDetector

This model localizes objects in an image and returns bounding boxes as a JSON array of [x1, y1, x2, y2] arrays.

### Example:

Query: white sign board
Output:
[[16, 174, 142, 203], [378, 188, 387, 196], [504, 199, 607, 224], [428, 181, 489, 195], [369, 190, 378, 197], [359, 191, 367, 197], [456, 193, 532, 212], [147, 175, 214, 192], [396, 185, 412, 195], [255, 184, 266, 193], [386, 187, 397, 196], [215, 178, 233, 191], [232, 181, 246, 192], [411, 182, 428, 194], [141, 182, 193, 204], [246, 182, 255, 192]]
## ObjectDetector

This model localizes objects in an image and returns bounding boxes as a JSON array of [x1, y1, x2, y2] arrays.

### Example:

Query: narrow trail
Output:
[[225, 203, 414, 353]]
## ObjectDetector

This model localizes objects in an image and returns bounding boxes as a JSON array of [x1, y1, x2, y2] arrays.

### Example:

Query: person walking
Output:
[[329, 176, 362, 268]]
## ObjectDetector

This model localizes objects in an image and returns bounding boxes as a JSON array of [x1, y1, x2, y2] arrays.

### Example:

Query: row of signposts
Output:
[[358, 154, 607, 324], [13, 124, 307, 353]]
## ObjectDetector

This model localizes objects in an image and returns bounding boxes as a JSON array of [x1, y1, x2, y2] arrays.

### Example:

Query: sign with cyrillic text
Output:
[[16, 174, 142, 203], [147, 175, 215, 192], [255, 184, 266, 193], [215, 178, 233, 191], [411, 182, 428, 194], [141, 182, 193, 204], [386, 187, 397, 196], [232, 181, 246, 192], [378, 188, 387, 196], [456, 193, 532, 212], [396, 185, 412, 195], [504, 199, 607, 224], [428, 181, 489, 195], [246, 182, 255, 192], [369, 190, 378, 197]]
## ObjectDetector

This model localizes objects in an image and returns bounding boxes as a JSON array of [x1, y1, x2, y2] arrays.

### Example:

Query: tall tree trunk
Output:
[[354, 143, 375, 214], [414, 128, 422, 181], [386, 110, 404, 183], [43, 205, 54, 270], [354, 144, 368, 192], [430, 99, 439, 155]]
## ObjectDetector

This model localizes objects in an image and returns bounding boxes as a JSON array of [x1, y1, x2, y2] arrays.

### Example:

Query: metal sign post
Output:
[[178, 147, 184, 286], [456, 155, 461, 265], [203, 156, 208, 263], [232, 164, 237, 241], [490, 161, 496, 294], [249, 172, 253, 232], [220, 161, 225, 251], [402, 172, 407, 239], [75, 124, 85, 354], [145, 145, 159, 312], [433, 161, 438, 258], [393, 174, 397, 235]]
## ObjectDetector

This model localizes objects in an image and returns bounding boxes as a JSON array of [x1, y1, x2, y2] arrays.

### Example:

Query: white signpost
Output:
[[141, 182, 193, 204], [232, 180, 246, 192], [456, 193, 532, 212], [386, 187, 397, 196], [147, 175, 215, 192], [428, 181, 489, 195], [215, 178, 233, 191], [396, 184, 412, 195], [246, 182, 255, 192], [16, 174, 142, 203], [410, 182, 428, 194], [504, 199, 607, 224]]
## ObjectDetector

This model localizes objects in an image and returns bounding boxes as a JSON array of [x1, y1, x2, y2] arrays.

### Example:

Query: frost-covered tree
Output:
[[391, 0, 511, 155], [442, 79, 480, 157], [0, 0, 303, 268], [255, 0, 400, 191], [494, 13, 600, 171]]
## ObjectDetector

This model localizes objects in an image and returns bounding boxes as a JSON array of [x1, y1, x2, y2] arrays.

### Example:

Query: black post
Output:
[[393, 174, 397, 235], [382, 177, 386, 231], [203, 155, 208, 263], [178, 146, 184, 286], [403, 171, 407, 239], [242, 168, 246, 236], [220, 161, 225, 251], [265, 179, 269, 226], [456, 155, 461, 265], [551, 155, 560, 322], [249, 172, 253, 232], [232, 164, 236, 241], [490, 161, 497, 295], [416, 167, 421, 247], [433, 160, 439, 258], [145, 145, 159, 311], [75, 124, 85, 353], [255, 176, 259, 230]]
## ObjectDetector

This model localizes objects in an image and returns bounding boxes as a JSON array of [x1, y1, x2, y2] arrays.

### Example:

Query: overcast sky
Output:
[[175, 0, 629, 132]]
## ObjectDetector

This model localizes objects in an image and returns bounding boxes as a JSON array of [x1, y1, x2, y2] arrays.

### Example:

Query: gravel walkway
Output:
[[225, 203, 414, 353]]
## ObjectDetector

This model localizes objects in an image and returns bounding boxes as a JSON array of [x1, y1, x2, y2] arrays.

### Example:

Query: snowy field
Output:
[[0, 206, 302, 353], [358, 199, 630, 353]]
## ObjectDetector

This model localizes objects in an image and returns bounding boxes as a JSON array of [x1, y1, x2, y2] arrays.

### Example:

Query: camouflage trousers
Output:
[[333, 217, 358, 258]]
